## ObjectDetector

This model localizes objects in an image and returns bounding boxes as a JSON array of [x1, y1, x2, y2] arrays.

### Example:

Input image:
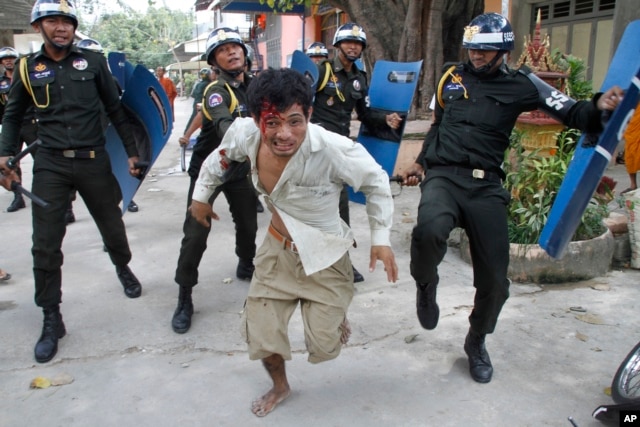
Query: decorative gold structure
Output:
[[515, 9, 568, 155]]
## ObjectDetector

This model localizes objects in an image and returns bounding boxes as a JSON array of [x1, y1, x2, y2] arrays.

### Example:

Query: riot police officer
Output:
[[1, 46, 38, 213], [0, 0, 144, 363], [172, 27, 258, 334], [305, 41, 329, 64], [310, 23, 401, 283], [403, 13, 623, 383]]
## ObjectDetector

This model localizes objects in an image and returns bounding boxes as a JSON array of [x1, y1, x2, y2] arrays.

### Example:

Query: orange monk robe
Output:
[[624, 103, 640, 174], [158, 76, 178, 118]]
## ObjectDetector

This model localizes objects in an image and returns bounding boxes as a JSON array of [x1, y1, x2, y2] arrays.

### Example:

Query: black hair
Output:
[[247, 68, 314, 118]]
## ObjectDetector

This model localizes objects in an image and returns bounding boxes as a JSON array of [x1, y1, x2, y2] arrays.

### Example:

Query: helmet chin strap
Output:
[[224, 69, 243, 78], [339, 45, 360, 63], [212, 55, 245, 78], [42, 31, 72, 51], [468, 50, 506, 75]]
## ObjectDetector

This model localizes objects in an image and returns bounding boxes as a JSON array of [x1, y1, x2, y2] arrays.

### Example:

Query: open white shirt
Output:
[[193, 117, 394, 275]]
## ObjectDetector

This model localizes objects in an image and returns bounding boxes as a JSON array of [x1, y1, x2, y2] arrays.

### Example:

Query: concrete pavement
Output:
[[1, 96, 639, 427]]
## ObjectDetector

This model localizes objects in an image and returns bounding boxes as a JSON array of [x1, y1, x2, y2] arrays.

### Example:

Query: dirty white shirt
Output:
[[193, 117, 394, 275]]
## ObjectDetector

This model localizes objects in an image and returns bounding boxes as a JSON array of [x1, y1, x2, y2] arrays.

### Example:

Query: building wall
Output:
[[511, 0, 639, 91]]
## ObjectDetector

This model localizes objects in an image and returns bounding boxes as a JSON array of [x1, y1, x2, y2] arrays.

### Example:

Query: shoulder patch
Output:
[[207, 93, 224, 108]]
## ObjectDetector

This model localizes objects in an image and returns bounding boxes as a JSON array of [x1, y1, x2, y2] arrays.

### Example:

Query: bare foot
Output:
[[340, 318, 351, 344], [251, 387, 291, 417]]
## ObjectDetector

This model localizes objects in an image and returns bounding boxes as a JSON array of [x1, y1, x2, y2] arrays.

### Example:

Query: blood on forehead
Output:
[[259, 100, 283, 134]]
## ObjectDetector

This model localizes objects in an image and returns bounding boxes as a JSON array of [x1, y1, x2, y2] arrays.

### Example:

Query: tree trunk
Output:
[[327, 0, 484, 117]]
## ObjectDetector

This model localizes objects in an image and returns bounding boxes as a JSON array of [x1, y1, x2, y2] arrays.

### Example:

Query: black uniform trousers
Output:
[[174, 174, 258, 288], [31, 148, 132, 308], [12, 120, 39, 187], [410, 171, 511, 335]]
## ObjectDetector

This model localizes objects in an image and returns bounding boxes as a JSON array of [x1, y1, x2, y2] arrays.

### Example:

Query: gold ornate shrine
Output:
[[515, 9, 568, 155]]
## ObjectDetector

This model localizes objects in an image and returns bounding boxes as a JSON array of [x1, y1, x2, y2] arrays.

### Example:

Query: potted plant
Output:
[[459, 129, 616, 283], [502, 129, 616, 283]]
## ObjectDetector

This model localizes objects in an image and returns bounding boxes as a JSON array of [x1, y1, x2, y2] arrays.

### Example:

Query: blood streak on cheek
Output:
[[259, 100, 282, 134]]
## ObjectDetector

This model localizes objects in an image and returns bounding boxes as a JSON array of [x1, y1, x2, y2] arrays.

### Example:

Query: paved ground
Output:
[[1, 96, 639, 427]]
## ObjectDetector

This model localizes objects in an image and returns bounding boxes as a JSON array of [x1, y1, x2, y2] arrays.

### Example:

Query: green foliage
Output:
[[259, 0, 310, 12], [81, 7, 194, 70], [504, 129, 608, 244], [550, 49, 594, 101], [183, 73, 198, 98]]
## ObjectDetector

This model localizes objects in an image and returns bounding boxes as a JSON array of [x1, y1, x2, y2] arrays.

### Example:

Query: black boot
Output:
[[464, 330, 493, 383], [34, 306, 66, 363], [7, 192, 25, 212], [116, 265, 142, 298], [416, 282, 439, 330], [236, 258, 255, 281], [172, 286, 194, 334]]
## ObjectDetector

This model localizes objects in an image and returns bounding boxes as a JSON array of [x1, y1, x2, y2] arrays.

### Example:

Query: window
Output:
[[599, 0, 616, 10], [553, 2, 571, 18], [535, 0, 616, 22], [575, 0, 594, 14]]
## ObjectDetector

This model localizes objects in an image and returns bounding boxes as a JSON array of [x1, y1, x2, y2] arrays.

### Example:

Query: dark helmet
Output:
[[204, 27, 247, 66], [199, 67, 211, 79], [0, 47, 19, 60], [332, 23, 367, 49], [462, 13, 515, 51], [31, 0, 79, 28], [305, 42, 328, 58], [77, 38, 104, 53]]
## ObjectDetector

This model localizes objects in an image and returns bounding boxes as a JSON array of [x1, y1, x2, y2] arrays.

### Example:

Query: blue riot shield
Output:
[[290, 50, 320, 90], [539, 20, 640, 258], [107, 52, 131, 91], [105, 63, 173, 214], [348, 60, 423, 203]]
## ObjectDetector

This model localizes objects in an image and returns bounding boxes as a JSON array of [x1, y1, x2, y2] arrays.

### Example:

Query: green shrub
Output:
[[183, 73, 197, 98], [504, 129, 610, 244]]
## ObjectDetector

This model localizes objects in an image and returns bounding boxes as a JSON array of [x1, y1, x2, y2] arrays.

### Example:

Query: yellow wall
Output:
[[485, 0, 505, 16]]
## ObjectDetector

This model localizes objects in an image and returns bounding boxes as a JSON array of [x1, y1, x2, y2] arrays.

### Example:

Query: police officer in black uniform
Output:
[[402, 13, 624, 383], [172, 27, 258, 334], [305, 41, 328, 65], [0, 47, 18, 119], [63, 37, 139, 223], [0, 0, 144, 364], [0, 46, 37, 213], [310, 23, 402, 283]]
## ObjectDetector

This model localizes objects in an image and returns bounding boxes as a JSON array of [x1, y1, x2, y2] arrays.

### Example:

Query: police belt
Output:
[[38, 146, 104, 159], [429, 165, 502, 183]]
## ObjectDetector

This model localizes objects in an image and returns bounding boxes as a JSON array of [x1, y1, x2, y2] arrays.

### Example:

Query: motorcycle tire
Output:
[[612, 341, 640, 404]]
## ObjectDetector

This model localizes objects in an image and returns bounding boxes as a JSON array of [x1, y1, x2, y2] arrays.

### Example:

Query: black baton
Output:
[[4, 139, 48, 207], [7, 139, 42, 169], [10, 181, 49, 208]]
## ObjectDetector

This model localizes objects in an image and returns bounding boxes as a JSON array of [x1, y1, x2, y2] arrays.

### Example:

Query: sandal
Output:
[[0, 269, 11, 281], [621, 188, 637, 194]]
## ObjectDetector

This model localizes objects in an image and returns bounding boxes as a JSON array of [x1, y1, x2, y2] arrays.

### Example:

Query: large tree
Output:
[[265, 0, 484, 117], [78, 3, 194, 71]]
